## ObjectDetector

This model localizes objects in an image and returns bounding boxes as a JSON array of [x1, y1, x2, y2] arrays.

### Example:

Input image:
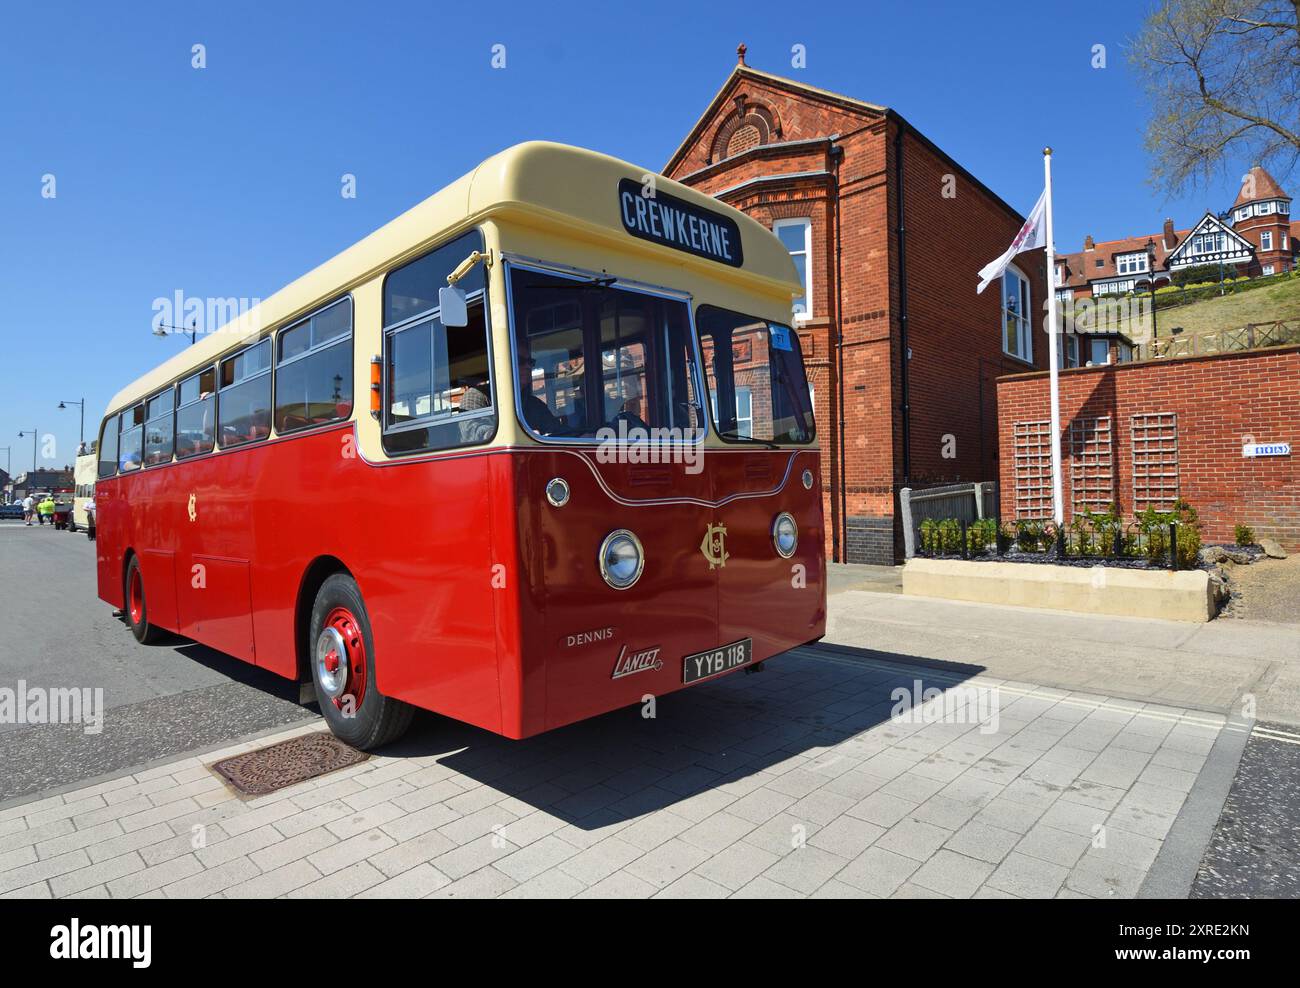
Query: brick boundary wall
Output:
[[996, 345, 1300, 550]]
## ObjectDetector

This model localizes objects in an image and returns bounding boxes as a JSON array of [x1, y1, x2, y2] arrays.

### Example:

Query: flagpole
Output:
[[1042, 147, 1065, 526]]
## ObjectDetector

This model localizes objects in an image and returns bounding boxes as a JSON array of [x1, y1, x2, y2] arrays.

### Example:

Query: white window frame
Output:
[[1261, 231, 1273, 250], [1263, 264, 1275, 276], [1001, 264, 1033, 363], [773, 218, 813, 322], [1116, 252, 1148, 275]]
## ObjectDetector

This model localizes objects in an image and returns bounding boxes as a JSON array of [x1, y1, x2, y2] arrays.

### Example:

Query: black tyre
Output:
[[124, 555, 165, 644], [309, 573, 413, 750]]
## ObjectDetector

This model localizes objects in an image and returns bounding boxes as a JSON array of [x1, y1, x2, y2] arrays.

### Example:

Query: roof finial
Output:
[[737, 43, 747, 66]]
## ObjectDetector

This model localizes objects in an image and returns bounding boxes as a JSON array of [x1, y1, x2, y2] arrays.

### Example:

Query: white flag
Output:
[[976, 188, 1048, 294]]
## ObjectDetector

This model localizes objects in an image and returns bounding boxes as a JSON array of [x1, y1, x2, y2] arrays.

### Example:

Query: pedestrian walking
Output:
[[22, 494, 34, 526]]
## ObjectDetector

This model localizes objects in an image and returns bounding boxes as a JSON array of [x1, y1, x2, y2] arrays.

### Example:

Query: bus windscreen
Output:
[[508, 267, 705, 441], [697, 305, 815, 445]]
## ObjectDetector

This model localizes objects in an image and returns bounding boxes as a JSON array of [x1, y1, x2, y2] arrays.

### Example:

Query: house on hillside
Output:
[[1055, 165, 1298, 302]]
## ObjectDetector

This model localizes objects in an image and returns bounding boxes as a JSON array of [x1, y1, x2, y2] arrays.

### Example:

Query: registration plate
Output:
[[682, 639, 753, 684]]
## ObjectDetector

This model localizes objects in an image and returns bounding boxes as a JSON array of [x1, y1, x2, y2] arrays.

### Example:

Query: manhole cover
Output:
[[211, 732, 369, 796]]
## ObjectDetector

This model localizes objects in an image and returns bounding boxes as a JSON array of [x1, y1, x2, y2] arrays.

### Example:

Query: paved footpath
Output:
[[3, 585, 1261, 899]]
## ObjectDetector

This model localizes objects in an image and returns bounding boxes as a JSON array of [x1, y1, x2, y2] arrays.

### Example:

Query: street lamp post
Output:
[[59, 398, 85, 447], [154, 318, 199, 345], [1145, 238, 1159, 342], [18, 429, 38, 474], [0, 446, 10, 478]]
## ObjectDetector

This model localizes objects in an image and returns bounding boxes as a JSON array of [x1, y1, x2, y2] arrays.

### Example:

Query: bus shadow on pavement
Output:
[[378, 645, 987, 830]]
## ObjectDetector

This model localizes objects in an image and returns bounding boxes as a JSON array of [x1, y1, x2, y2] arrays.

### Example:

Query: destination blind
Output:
[[617, 178, 744, 267]]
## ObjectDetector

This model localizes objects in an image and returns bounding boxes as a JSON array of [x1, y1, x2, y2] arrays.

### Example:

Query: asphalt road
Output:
[[0, 521, 316, 803], [1191, 722, 1300, 898]]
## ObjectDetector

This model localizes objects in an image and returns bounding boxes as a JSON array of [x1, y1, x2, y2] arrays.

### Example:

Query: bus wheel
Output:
[[125, 556, 165, 645], [309, 574, 413, 751]]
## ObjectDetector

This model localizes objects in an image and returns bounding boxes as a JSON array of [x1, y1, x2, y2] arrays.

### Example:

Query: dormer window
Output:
[[1116, 252, 1149, 275]]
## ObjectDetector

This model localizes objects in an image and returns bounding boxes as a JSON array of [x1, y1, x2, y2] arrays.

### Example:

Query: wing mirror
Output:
[[441, 249, 492, 328], [439, 286, 468, 328]]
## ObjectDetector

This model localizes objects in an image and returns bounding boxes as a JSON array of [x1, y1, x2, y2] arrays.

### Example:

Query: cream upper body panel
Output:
[[102, 142, 803, 425]]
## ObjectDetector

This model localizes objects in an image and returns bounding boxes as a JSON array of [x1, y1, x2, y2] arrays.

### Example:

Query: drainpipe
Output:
[[831, 141, 847, 562], [893, 121, 912, 485]]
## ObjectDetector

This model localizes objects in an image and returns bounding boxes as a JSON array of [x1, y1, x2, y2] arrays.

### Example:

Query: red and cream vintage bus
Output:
[[95, 142, 825, 750]]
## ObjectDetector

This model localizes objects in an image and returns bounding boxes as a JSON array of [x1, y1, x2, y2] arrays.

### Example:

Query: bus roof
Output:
[[105, 141, 802, 417]]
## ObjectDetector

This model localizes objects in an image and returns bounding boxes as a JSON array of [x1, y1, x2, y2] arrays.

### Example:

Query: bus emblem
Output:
[[187, 493, 197, 523], [700, 522, 729, 569], [611, 644, 663, 679]]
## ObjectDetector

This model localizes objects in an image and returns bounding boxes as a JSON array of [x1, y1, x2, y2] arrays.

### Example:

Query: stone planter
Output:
[[901, 558, 1216, 623]]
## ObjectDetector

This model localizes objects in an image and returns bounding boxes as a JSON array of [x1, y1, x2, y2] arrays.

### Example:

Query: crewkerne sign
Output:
[[618, 179, 743, 267]]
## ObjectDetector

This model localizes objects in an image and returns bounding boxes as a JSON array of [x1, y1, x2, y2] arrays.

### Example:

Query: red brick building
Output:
[[997, 346, 1300, 551], [1055, 165, 1298, 301], [665, 48, 1049, 564]]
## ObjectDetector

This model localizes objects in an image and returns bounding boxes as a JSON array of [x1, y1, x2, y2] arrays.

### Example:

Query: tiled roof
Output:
[[1233, 165, 1289, 207], [1055, 227, 1192, 290]]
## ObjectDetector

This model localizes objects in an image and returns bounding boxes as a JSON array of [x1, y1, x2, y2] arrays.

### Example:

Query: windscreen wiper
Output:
[[553, 275, 616, 290], [717, 431, 779, 449]]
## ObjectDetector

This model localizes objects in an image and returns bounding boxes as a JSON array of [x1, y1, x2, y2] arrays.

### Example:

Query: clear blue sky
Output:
[[0, 0, 1266, 477]]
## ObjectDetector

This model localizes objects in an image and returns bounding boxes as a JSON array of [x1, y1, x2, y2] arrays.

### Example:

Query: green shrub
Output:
[[1234, 523, 1256, 547], [1015, 520, 1048, 553], [1137, 498, 1202, 567], [968, 518, 997, 555]]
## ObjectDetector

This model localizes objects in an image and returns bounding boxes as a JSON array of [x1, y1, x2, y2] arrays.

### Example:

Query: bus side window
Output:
[[144, 387, 176, 466], [119, 404, 145, 472], [274, 297, 353, 433], [218, 340, 272, 447], [176, 366, 216, 458], [381, 229, 495, 455], [97, 417, 119, 478]]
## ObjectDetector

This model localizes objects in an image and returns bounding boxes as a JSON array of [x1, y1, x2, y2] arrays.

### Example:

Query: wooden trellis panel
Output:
[[1013, 420, 1054, 519], [1069, 416, 1113, 517], [1131, 412, 1179, 511]]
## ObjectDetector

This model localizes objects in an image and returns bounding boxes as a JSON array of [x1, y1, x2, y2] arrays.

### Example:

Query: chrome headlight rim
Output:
[[772, 512, 798, 559], [545, 477, 570, 507], [598, 529, 645, 590]]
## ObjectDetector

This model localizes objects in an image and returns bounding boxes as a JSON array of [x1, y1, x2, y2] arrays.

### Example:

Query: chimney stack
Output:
[[1163, 218, 1176, 250], [1084, 235, 1094, 251]]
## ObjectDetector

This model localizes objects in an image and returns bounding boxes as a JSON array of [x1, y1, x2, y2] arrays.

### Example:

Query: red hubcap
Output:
[[324, 607, 367, 711], [128, 569, 144, 626]]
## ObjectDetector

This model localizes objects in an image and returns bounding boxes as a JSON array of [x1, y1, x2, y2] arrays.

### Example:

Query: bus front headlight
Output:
[[599, 530, 644, 589], [773, 513, 798, 558]]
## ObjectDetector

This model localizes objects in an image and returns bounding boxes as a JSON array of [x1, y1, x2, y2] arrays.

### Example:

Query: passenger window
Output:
[[119, 404, 144, 472], [274, 298, 353, 433], [176, 366, 217, 459], [218, 340, 272, 447], [144, 388, 175, 466], [97, 417, 119, 478]]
